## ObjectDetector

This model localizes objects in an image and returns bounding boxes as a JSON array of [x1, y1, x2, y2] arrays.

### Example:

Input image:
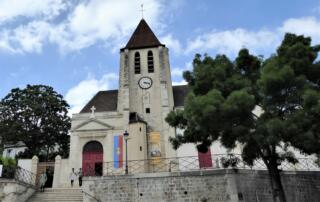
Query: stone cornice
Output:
[[71, 118, 115, 132], [77, 131, 108, 138], [72, 112, 123, 121]]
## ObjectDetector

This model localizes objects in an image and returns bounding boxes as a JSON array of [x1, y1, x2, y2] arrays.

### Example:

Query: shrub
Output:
[[0, 156, 17, 178], [220, 154, 240, 168]]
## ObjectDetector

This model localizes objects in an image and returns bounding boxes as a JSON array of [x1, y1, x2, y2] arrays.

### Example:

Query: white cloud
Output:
[[0, 0, 319, 57], [185, 16, 320, 57], [279, 17, 320, 43], [161, 34, 182, 55], [0, 0, 164, 53], [0, 0, 68, 23], [171, 60, 192, 80], [172, 80, 187, 86], [185, 29, 280, 56], [0, 21, 52, 53], [171, 62, 192, 77], [0, 31, 20, 53], [65, 72, 118, 115], [55, 0, 163, 52]]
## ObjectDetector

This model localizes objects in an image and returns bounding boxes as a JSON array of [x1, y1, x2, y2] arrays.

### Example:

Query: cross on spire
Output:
[[140, 4, 145, 19]]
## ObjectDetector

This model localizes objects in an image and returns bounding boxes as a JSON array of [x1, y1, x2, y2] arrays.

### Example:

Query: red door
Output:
[[198, 149, 213, 168], [82, 152, 103, 176], [82, 141, 103, 176]]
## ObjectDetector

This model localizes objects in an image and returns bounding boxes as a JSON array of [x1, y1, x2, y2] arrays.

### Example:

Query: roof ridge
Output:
[[98, 89, 118, 92]]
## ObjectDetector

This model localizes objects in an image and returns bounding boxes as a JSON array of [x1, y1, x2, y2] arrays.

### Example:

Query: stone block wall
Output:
[[83, 169, 320, 202], [235, 170, 320, 202], [0, 179, 35, 202]]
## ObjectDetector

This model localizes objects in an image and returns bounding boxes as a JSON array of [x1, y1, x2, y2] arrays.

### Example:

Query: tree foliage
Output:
[[0, 85, 71, 160], [166, 33, 320, 202]]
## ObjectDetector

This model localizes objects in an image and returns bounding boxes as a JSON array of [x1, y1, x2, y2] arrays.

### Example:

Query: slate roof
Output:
[[79, 85, 189, 113], [121, 19, 164, 50], [172, 85, 189, 107], [80, 90, 118, 113]]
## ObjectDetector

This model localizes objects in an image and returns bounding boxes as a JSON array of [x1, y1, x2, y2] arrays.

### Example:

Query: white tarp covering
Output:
[[0, 164, 3, 177]]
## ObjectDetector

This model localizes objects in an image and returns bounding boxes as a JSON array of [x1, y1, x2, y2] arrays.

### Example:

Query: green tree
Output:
[[0, 85, 71, 160], [166, 34, 320, 202]]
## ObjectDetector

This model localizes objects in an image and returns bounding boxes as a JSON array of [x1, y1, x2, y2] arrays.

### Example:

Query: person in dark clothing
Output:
[[78, 168, 83, 187]]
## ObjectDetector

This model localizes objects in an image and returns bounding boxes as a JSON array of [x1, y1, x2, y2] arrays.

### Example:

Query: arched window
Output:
[[134, 52, 140, 74], [148, 51, 154, 73]]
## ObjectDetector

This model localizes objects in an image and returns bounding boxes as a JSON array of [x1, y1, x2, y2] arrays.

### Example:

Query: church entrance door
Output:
[[82, 141, 103, 176]]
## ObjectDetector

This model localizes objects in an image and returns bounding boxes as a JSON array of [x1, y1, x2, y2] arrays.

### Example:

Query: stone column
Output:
[[31, 155, 38, 185], [52, 155, 61, 188]]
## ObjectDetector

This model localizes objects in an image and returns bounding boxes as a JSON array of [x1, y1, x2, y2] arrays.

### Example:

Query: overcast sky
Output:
[[0, 0, 320, 114]]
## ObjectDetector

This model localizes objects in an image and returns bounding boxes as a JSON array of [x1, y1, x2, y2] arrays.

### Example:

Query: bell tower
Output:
[[118, 19, 176, 158]]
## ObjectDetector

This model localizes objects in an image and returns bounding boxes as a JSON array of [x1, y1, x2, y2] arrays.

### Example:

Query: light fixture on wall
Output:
[[123, 130, 129, 174]]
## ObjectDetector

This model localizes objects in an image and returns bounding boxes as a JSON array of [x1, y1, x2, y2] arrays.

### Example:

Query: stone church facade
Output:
[[53, 19, 189, 187]]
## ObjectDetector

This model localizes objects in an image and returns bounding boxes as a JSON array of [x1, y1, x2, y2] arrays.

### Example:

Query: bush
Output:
[[0, 156, 17, 178], [220, 154, 240, 168]]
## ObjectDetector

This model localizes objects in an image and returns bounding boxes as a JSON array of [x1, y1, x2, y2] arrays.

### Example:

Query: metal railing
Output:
[[15, 166, 36, 186], [0, 166, 36, 187], [82, 190, 101, 202], [100, 154, 320, 176]]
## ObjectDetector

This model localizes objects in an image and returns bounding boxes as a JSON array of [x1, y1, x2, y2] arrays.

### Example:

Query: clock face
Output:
[[138, 77, 153, 89]]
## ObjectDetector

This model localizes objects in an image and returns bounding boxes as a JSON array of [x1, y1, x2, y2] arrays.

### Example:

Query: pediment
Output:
[[72, 118, 114, 132]]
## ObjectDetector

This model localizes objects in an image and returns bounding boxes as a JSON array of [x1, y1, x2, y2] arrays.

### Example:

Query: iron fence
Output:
[[102, 154, 320, 176], [82, 190, 101, 202], [0, 166, 36, 186], [15, 166, 36, 186]]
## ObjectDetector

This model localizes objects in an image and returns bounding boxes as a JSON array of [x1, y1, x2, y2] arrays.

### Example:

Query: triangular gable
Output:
[[72, 118, 114, 132]]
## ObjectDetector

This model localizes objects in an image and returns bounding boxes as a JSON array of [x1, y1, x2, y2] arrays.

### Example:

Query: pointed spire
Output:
[[122, 19, 164, 50]]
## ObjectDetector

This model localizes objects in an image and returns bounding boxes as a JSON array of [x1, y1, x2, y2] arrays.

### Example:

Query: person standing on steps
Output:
[[39, 171, 47, 192], [78, 168, 83, 187], [69, 168, 77, 187]]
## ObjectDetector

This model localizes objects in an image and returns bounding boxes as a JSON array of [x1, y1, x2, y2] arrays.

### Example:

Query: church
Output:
[[53, 19, 189, 185], [49, 18, 250, 187]]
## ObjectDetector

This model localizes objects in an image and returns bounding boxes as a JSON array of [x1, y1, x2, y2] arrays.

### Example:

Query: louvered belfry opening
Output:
[[134, 52, 141, 74], [148, 51, 154, 73]]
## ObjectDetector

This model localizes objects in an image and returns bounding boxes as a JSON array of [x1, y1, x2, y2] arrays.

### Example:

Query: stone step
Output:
[[28, 197, 83, 201], [30, 199, 83, 202], [31, 197, 83, 200], [34, 192, 82, 195], [42, 188, 82, 192], [31, 198, 83, 200], [27, 188, 83, 202], [31, 195, 83, 198]]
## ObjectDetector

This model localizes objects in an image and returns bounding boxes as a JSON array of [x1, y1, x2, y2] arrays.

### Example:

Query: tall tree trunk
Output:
[[46, 146, 49, 162], [265, 157, 287, 202]]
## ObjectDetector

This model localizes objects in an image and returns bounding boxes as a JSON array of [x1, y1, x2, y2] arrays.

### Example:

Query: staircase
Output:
[[27, 188, 83, 202]]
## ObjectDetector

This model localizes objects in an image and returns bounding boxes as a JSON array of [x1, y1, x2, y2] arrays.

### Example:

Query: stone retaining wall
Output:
[[83, 169, 320, 202], [0, 179, 35, 202]]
